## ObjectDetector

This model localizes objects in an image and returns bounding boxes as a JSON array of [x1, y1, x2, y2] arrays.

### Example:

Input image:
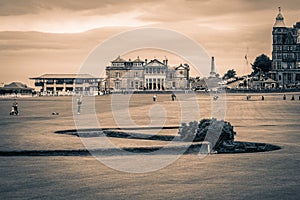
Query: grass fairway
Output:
[[0, 93, 299, 199]]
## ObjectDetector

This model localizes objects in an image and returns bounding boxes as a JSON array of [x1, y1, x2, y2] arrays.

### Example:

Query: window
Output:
[[283, 53, 287, 59], [134, 72, 139, 77], [115, 82, 120, 89], [287, 73, 292, 81], [47, 79, 54, 84], [75, 79, 83, 84], [278, 54, 282, 59], [115, 72, 120, 78], [277, 62, 281, 69], [279, 75, 281, 80], [56, 79, 64, 84]]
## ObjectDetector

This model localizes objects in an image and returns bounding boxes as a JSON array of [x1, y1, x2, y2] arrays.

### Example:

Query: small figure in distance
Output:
[[12, 101, 19, 115], [9, 105, 16, 115], [77, 95, 83, 114], [246, 95, 251, 101], [213, 95, 218, 101], [283, 94, 286, 100], [261, 95, 264, 101], [153, 94, 157, 102], [171, 93, 176, 101], [291, 95, 295, 100]]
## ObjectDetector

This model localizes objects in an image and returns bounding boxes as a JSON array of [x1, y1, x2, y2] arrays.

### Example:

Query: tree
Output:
[[222, 69, 237, 80], [251, 54, 272, 74]]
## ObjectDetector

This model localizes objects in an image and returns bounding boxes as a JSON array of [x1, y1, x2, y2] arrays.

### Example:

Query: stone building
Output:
[[105, 56, 190, 91], [270, 7, 300, 87]]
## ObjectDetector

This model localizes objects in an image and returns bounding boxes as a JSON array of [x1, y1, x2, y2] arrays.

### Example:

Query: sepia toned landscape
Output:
[[1, 0, 300, 199]]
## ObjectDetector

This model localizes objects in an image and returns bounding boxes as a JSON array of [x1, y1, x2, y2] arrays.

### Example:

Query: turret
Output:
[[274, 7, 285, 28]]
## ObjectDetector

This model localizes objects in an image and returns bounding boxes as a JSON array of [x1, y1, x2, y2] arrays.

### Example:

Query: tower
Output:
[[272, 7, 287, 74], [209, 56, 216, 78], [270, 7, 300, 87]]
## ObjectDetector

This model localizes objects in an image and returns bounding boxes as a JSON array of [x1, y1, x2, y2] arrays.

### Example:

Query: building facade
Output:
[[30, 74, 104, 96], [106, 56, 190, 91], [270, 7, 300, 87], [0, 82, 34, 96]]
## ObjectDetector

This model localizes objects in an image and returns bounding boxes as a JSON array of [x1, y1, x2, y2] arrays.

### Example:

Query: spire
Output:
[[274, 7, 285, 28]]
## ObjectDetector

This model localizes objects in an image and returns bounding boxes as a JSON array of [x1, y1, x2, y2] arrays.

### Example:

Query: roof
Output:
[[145, 59, 166, 67], [1, 82, 33, 90], [263, 78, 277, 83], [175, 64, 189, 70], [133, 56, 144, 63], [30, 74, 98, 79], [111, 56, 127, 63], [226, 78, 245, 89], [274, 7, 285, 27]]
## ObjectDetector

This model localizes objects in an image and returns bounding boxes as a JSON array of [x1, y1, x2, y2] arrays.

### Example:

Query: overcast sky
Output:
[[0, 0, 299, 86]]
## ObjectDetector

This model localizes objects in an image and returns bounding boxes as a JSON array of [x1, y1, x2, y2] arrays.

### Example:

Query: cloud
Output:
[[0, 0, 299, 85], [0, 0, 158, 16], [137, 0, 300, 23]]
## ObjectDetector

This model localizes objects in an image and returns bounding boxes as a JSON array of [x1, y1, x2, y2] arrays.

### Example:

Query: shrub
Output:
[[178, 118, 236, 150]]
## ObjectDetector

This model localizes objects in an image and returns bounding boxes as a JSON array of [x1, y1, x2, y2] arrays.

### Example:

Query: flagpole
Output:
[[245, 47, 249, 89]]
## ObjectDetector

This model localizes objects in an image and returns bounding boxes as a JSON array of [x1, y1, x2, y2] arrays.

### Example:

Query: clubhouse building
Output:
[[30, 74, 104, 96], [106, 56, 190, 91]]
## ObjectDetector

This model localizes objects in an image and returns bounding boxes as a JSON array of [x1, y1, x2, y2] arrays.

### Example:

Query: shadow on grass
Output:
[[0, 126, 281, 156]]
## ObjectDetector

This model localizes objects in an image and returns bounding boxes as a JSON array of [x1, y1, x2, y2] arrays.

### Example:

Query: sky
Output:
[[0, 0, 299, 86]]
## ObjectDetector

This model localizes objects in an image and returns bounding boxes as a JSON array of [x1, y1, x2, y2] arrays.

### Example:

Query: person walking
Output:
[[283, 94, 286, 100], [171, 93, 176, 101], [13, 101, 19, 115], [77, 96, 82, 114]]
